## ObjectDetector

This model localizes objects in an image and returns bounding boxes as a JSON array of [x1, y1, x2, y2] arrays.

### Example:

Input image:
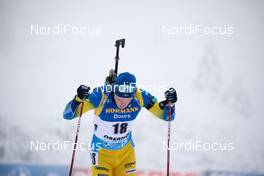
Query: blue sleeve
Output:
[[140, 89, 158, 108], [63, 86, 103, 120], [63, 98, 79, 120], [88, 86, 103, 108], [137, 89, 175, 121]]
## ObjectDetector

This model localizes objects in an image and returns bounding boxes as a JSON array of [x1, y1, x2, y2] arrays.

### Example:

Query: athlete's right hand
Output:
[[77, 85, 90, 100]]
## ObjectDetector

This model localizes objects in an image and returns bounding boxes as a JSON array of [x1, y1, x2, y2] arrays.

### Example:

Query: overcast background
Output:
[[0, 0, 264, 173]]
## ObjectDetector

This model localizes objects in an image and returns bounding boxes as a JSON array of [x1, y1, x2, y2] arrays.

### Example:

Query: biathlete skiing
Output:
[[63, 39, 177, 176]]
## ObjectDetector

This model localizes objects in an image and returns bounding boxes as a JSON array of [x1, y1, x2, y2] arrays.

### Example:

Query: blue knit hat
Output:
[[114, 72, 137, 98]]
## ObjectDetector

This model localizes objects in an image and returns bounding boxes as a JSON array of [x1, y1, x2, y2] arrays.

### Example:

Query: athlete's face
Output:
[[114, 94, 133, 109]]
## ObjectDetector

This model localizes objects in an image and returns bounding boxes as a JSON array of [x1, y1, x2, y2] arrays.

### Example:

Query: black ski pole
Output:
[[69, 87, 90, 176], [166, 102, 172, 176], [167, 102, 171, 176]]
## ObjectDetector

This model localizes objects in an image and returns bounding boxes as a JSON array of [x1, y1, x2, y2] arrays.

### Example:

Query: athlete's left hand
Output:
[[163, 87, 177, 121], [165, 88, 177, 103]]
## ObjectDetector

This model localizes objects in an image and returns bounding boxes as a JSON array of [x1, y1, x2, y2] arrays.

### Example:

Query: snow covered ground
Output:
[[0, 0, 263, 173]]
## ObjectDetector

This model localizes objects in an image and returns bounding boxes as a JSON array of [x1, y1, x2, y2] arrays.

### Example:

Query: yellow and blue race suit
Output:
[[63, 86, 170, 176]]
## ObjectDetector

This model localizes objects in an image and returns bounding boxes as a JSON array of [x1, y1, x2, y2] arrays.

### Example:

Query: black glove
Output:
[[159, 87, 177, 109], [77, 85, 90, 100], [165, 87, 177, 103]]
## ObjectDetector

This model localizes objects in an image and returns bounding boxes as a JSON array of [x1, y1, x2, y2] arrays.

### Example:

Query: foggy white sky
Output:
[[0, 0, 264, 172]]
